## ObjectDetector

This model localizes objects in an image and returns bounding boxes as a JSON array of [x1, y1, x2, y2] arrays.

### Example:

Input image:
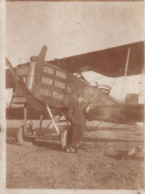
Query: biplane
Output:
[[6, 41, 144, 148]]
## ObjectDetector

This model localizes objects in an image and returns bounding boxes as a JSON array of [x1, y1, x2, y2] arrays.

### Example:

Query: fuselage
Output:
[[24, 57, 119, 110], [7, 57, 144, 123]]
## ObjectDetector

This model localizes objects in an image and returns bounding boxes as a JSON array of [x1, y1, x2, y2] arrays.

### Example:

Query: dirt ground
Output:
[[6, 121, 144, 189]]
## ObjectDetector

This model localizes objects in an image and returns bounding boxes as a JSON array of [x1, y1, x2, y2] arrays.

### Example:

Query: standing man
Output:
[[65, 96, 86, 153]]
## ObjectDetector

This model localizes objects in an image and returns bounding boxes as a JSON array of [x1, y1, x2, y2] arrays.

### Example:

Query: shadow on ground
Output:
[[83, 137, 142, 143]]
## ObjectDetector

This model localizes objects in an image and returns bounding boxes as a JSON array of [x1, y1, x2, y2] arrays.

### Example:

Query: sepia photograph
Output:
[[5, 0, 144, 190]]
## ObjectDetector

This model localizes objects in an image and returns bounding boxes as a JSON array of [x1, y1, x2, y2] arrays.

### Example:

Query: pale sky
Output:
[[6, 1, 144, 66], [6, 1, 145, 104]]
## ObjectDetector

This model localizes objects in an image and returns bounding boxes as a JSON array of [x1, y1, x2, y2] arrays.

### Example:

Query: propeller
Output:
[[5, 58, 20, 83], [6, 58, 16, 76], [6, 57, 46, 111]]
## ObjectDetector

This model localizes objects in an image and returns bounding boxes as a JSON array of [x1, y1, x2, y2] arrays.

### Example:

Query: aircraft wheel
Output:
[[60, 128, 73, 149], [60, 129, 68, 149], [17, 126, 25, 145], [17, 126, 34, 146]]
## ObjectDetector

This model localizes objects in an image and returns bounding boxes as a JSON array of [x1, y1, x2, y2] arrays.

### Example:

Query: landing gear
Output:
[[16, 104, 71, 150], [17, 123, 37, 145], [17, 126, 25, 145], [60, 129, 67, 149], [60, 127, 73, 150], [16, 105, 37, 145], [46, 105, 73, 150]]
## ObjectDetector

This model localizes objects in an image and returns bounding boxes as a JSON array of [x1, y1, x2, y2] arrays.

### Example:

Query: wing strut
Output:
[[121, 48, 130, 101]]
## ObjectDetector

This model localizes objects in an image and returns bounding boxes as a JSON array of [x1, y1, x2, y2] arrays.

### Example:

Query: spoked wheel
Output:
[[17, 125, 36, 145], [60, 129, 67, 149], [60, 128, 73, 149], [17, 126, 25, 145]]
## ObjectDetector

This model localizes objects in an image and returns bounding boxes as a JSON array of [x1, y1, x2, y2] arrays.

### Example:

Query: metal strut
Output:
[[46, 105, 60, 134], [121, 48, 130, 101], [23, 105, 27, 136], [48, 115, 62, 129]]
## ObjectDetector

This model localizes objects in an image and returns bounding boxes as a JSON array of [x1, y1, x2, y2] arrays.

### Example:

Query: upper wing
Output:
[[49, 41, 144, 77], [6, 41, 144, 89]]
